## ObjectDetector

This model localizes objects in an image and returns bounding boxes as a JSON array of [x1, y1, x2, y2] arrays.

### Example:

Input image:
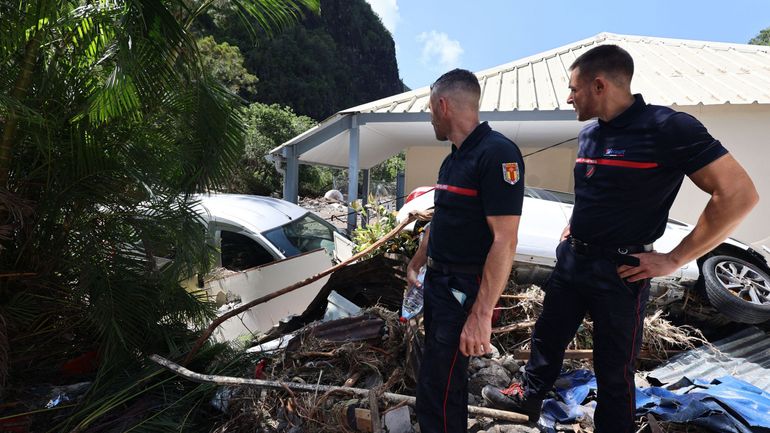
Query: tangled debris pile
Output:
[[152, 265, 727, 433], [209, 308, 410, 433]]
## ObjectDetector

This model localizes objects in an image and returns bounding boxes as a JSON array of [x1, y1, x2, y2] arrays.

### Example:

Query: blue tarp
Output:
[[538, 370, 770, 433]]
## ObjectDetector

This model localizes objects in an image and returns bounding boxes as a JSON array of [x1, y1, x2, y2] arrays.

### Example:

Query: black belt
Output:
[[426, 257, 483, 275], [567, 236, 652, 267]]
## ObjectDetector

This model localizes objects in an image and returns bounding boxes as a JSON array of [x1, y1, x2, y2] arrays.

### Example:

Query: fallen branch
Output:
[[183, 210, 432, 365], [492, 320, 536, 334], [151, 354, 529, 423], [499, 294, 537, 300], [0, 272, 36, 279]]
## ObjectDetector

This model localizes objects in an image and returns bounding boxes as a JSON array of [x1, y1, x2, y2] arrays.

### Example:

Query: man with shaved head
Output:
[[406, 68, 525, 432], [483, 44, 758, 433]]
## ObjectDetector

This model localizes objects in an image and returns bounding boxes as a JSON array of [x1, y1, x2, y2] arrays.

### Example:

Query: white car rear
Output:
[[397, 187, 770, 324]]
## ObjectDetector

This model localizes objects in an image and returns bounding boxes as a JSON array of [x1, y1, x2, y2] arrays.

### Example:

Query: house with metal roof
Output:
[[270, 32, 770, 251]]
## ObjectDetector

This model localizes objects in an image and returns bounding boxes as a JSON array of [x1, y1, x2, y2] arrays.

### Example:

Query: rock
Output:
[[500, 355, 521, 375], [469, 357, 489, 372], [383, 406, 412, 433], [324, 189, 344, 202], [498, 425, 540, 433], [468, 363, 511, 396], [468, 417, 493, 433], [467, 418, 481, 432]]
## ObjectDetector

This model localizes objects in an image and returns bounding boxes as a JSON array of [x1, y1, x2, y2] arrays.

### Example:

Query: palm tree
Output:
[[0, 0, 318, 430]]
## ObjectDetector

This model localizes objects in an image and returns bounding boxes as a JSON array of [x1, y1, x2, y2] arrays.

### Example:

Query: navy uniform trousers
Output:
[[524, 240, 650, 433], [416, 268, 479, 433]]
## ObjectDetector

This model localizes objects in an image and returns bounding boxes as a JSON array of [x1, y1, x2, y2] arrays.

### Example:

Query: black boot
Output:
[[481, 383, 542, 422]]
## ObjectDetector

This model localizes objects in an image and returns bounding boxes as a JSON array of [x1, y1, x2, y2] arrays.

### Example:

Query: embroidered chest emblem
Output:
[[603, 148, 625, 157], [502, 162, 520, 185]]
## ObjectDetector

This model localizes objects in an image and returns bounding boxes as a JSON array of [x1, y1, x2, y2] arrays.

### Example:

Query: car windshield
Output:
[[262, 212, 337, 257], [524, 187, 575, 205]]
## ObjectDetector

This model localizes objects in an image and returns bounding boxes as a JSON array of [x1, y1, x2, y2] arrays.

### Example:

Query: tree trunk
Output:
[[0, 31, 42, 188]]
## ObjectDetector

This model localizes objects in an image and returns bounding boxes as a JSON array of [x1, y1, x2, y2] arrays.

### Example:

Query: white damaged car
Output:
[[397, 187, 770, 324]]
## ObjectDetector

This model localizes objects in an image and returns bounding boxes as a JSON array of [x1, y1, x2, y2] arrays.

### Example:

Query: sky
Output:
[[363, 0, 770, 90]]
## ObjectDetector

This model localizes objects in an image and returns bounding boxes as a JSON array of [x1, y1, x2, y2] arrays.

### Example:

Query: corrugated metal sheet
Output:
[[647, 327, 770, 393], [344, 32, 770, 114]]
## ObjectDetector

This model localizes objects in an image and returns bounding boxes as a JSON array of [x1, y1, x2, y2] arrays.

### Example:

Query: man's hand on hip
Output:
[[617, 251, 681, 282]]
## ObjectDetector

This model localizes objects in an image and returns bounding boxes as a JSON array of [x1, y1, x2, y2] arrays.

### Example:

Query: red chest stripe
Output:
[[576, 158, 659, 169], [435, 184, 478, 197]]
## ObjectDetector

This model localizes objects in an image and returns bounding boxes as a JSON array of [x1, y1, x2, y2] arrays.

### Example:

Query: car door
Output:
[[515, 188, 573, 266], [210, 222, 282, 271]]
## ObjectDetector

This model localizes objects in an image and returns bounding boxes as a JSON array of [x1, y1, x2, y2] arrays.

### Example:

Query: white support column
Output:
[[283, 146, 299, 204], [360, 168, 371, 227], [347, 115, 360, 233], [361, 169, 370, 205]]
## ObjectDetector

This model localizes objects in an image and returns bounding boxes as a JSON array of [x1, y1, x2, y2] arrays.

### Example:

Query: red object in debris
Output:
[[491, 302, 503, 327], [254, 359, 267, 379], [61, 350, 99, 376], [405, 186, 434, 204], [0, 414, 31, 433]]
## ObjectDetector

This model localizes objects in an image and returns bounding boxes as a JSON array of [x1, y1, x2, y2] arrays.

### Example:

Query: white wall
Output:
[[519, 145, 577, 192], [405, 143, 578, 195], [671, 104, 770, 252], [405, 146, 448, 194]]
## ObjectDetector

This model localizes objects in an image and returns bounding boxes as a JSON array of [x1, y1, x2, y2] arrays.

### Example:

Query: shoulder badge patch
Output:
[[502, 162, 520, 185]]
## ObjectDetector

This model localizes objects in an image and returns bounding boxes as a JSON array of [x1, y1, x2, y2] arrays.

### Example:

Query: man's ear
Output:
[[438, 96, 449, 114], [593, 76, 606, 94]]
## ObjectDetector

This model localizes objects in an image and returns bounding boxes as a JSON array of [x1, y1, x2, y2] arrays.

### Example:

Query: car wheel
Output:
[[702, 255, 770, 324]]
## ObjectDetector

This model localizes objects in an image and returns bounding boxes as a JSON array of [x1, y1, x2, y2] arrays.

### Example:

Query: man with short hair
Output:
[[482, 44, 758, 433], [406, 68, 525, 432]]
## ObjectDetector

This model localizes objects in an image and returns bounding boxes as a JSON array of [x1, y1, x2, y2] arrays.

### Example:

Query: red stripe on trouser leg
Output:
[[443, 349, 460, 433], [625, 286, 643, 423]]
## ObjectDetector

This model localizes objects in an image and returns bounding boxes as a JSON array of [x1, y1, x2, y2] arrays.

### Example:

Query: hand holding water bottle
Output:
[[400, 265, 426, 322]]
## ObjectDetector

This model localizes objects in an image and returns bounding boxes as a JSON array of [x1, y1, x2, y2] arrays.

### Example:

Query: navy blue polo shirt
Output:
[[570, 94, 728, 246], [428, 122, 525, 265]]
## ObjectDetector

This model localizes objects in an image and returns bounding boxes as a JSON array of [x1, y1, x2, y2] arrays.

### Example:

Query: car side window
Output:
[[220, 230, 275, 271]]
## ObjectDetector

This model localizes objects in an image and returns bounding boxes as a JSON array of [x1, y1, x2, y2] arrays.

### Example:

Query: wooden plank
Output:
[[354, 408, 372, 432]]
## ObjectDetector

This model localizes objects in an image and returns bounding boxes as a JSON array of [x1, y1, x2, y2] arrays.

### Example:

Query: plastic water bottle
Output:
[[400, 266, 426, 322]]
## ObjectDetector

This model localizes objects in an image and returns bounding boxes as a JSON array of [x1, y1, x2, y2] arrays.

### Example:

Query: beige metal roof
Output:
[[344, 32, 770, 114]]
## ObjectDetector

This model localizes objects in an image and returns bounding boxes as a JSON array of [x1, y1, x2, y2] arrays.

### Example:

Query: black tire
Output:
[[702, 255, 770, 324]]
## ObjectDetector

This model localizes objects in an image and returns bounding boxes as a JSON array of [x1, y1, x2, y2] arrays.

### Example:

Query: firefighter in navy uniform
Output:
[[406, 69, 525, 433], [482, 45, 759, 433]]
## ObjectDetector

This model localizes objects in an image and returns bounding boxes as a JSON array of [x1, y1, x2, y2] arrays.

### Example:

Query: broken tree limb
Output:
[[151, 354, 529, 423], [492, 320, 536, 334], [498, 294, 537, 300], [183, 210, 433, 365], [368, 389, 382, 433]]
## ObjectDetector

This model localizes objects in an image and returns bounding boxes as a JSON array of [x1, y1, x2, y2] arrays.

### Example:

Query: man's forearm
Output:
[[472, 238, 517, 317], [407, 225, 430, 273], [669, 188, 758, 266]]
